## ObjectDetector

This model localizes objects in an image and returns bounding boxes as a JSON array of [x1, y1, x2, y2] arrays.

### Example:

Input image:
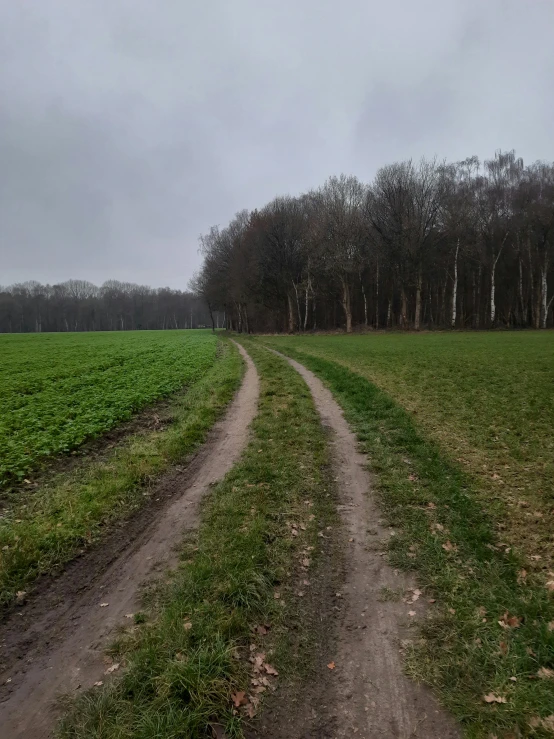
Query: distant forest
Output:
[[0, 280, 222, 333], [196, 150, 554, 332]]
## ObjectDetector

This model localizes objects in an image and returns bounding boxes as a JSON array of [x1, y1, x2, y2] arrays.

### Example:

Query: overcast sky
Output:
[[1, 0, 553, 290]]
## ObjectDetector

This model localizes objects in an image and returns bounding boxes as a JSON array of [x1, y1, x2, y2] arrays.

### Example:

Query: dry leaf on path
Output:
[[264, 663, 278, 676], [231, 691, 248, 708], [105, 663, 120, 675], [327, 662, 336, 670], [93, 681, 103, 687], [99, 603, 109, 608], [408, 610, 416, 617]]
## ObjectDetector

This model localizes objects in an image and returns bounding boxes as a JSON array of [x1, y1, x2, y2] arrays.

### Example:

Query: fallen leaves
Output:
[[99, 602, 109, 608], [483, 693, 507, 704], [442, 540, 457, 553], [537, 667, 554, 680], [105, 662, 120, 675], [231, 691, 248, 708], [327, 662, 336, 670], [239, 650, 279, 719], [408, 610, 416, 617], [498, 612, 521, 629], [183, 621, 193, 631], [530, 715, 554, 732], [517, 569, 527, 584]]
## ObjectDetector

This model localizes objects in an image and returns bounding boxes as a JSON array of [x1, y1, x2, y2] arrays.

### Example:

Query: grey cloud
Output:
[[1, 0, 553, 288]]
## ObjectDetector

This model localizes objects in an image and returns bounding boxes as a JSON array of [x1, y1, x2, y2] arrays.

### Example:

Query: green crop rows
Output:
[[0, 330, 218, 486]]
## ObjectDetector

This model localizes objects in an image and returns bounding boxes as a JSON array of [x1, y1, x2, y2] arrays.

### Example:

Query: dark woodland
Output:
[[196, 150, 554, 332], [0, 280, 220, 333]]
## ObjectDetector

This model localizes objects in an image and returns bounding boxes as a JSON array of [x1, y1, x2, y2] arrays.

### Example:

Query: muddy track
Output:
[[0, 342, 259, 739], [262, 350, 460, 739]]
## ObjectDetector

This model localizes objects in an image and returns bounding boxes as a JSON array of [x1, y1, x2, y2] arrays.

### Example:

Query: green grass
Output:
[[261, 332, 554, 570], [0, 340, 242, 607], [258, 335, 554, 738], [56, 339, 336, 739], [0, 330, 218, 486]]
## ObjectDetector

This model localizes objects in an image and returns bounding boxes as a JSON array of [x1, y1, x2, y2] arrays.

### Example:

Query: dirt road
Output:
[[0, 343, 259, 739], [261, 350, 459, 739]]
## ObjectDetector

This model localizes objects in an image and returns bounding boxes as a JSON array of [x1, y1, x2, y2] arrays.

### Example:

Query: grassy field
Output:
[[0, 330, 218, 487], [58, 339, 336, 739], [260, 332, 554, 737], [263, 332, 554, 570], [0, 333, 241, 606]]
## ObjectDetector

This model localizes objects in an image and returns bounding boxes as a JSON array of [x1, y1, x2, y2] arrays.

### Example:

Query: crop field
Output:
[[264, 331, 554, 568], [0, 330, 218, 487]]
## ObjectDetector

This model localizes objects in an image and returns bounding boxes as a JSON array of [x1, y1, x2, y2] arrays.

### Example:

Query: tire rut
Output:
[[0, 342, 259, 739], [268, 349, 460, 739]]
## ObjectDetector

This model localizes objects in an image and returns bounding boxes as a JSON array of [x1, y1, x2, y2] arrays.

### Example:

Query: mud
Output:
[[257, 350, 460, 739], [0, 342, 259, 739]]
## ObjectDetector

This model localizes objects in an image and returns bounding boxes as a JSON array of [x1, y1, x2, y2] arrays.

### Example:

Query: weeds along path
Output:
[[0, 342, 259, 739], [268, 349, 459, 739]]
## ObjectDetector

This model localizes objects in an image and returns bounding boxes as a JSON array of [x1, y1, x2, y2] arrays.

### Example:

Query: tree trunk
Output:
[[540, 256, 549, 329], [341, 277, 352, 333], [414, 267, 423, 331], [518, 257, 525, 326], [475, 264, 481, 328], [287, 293, 295, 333], [303, 273, 311, 332], [292, 281, 302, 330], [387, 298, 392, 328], [451, 239, 459, 328], [375, 258, 379, 329], [400, 286, 408, 328], [361, 278, 368, 327], [490, 260, 496, 325]]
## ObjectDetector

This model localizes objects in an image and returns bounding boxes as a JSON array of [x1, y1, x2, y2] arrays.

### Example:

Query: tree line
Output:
[[195, 150, 554, 332], [0, 280, 222, 333]]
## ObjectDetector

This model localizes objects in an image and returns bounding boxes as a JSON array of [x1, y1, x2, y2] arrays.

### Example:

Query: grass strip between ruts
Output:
[[0, 339, 242, 607], [258, 341, 554, 739], [57, 339, 336, 739]]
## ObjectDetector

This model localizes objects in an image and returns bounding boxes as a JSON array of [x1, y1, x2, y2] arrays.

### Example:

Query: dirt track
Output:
[[0, 342, 259, 739], [260, 350, 460, 739]]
